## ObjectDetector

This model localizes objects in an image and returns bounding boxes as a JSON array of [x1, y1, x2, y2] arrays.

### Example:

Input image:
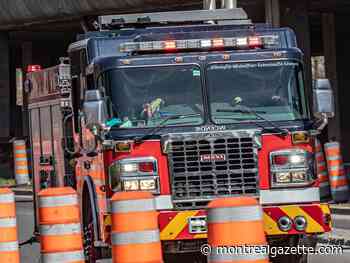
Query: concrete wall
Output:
[[334, 15, 350, 161]]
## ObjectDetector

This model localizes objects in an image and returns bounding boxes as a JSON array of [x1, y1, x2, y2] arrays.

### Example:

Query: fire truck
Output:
[[26, 1, 335, 262]]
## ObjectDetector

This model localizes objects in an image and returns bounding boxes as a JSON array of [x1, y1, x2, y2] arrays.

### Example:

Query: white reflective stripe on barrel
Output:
[[41, 250, 85, 262], [208, 205, 262, 223], [15, 166, 28, 170], [112, 198, 155, 213], [14, 150, 26, 154], [332, 185, 349, 192], [111, 229, 160, 245], [16, 174, 29, 178], [325, 142, 340, 148], [39, 194, 78, 207], [15, 173, 29, 177], [329, 175, 347, 182], [13, 140, 25, 146], [327, 156, 342, 161], [209, 249, 268, 262], [40, 223, 81, 236], [15, 158, 27, 162], [0, 193, 15, 203], [328, 165, 344, 171], [0, 241, 18, 252], [0, 218, 16, 228]]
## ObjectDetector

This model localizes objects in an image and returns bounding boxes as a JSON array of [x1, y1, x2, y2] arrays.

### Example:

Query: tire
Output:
[[270, 235, 317, 263], [82, 188, 101, 263]]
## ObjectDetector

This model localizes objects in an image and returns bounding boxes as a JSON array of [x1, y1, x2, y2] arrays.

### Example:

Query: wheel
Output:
[[82, 189, 101, 263], [270, 235, 317, 263]]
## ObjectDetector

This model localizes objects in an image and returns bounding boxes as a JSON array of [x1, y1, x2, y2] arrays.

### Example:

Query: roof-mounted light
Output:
[[27, 65, 42, 73], [248, 36, 263, 48], [200, 39, 212, 48], [165, 40, 176, 50], [212, 38, 224, 48], [120, 35, 279, 53], [236, 37, 248, 47]]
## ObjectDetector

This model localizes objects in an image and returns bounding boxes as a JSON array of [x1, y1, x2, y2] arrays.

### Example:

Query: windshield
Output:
[[105, 65, 204, 128], [207, 61, 308, 124]]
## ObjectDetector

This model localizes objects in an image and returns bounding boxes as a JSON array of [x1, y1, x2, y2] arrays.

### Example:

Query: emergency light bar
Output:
[[120, 35, 279, 53], [27, 65, 42, 73]]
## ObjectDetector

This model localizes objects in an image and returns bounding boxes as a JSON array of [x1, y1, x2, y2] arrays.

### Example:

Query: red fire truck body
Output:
[[26, 5, 334, 263]]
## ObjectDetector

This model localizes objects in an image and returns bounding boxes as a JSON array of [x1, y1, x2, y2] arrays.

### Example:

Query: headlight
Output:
[[275, 172, 292, 184], [291, 171, 307, 182], [121, 163, 139, 173], [270, 149, 314, 187], [109, 157, 159, 193], [140, 179, 157, 190], [123, 180, 140, 191]]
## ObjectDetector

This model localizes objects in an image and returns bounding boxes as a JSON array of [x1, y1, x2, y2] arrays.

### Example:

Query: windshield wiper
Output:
[[217, 106, 288, 136], [134, 113, 201, 144], [218, 108, 267, 114]]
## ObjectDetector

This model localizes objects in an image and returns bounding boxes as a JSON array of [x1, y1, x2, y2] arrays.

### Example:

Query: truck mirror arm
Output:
[[314, 113, 328, 132]]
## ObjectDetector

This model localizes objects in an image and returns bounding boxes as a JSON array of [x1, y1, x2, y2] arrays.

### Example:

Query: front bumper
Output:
[[158, 203, 332, 241]]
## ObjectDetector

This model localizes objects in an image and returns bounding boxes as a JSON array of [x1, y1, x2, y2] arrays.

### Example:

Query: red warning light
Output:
[[248, 36, 262, 48], [27, 65, 42, 73]]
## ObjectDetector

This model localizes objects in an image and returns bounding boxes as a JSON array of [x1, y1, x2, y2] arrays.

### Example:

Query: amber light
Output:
[[115, 142, 132, 152], [212, 38, 224, 47], [165, 41, 176, 50], [292, 131, 310, 144]]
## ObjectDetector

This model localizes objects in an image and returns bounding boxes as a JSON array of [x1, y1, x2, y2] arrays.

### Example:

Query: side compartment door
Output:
[[29, 107, 41, 228], [39, 105, 56, 188], [51, 104, 66, 187]]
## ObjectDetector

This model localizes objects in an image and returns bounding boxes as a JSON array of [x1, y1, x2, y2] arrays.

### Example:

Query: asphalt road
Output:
[[16, 201, 350, 263], [17, 201, 40, 263]]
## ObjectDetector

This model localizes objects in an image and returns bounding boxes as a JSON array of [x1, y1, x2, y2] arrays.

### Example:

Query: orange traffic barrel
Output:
[[315, 139, 331, 200], [13, 140, 30, 185], [207, 197, 268, 263], [324, 142, 349, 203], [38, 187, 84, 263], [0, 188, 19, 263], [111, 191, 163, 263]]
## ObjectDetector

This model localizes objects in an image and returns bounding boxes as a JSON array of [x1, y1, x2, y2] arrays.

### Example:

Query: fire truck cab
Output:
[[27, 3, 335, 263]]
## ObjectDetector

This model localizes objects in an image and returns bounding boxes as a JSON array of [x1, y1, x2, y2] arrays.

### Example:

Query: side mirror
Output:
[[313, 79, 335, 118], [82, 89, 110, 131]]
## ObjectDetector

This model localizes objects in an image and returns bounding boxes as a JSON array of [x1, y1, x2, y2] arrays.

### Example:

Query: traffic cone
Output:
[[38, 187, 84, 262], [207, 197, 269, 263], [324, 142, 349, 203], [0, 188, 19, 263], [111, 191, 163, 263], [13, 140, 30, 185]]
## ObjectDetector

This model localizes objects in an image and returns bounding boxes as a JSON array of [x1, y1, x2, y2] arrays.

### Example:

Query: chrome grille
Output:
[[164, 131, 260, 208]]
